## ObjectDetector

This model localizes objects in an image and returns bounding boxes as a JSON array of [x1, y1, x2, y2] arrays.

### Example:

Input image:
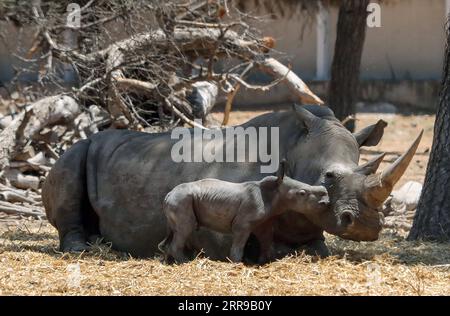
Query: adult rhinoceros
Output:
[[42, 105, 422, 259]]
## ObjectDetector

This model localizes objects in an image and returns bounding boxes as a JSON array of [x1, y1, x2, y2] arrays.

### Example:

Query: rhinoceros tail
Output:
[[158, 229, 173, 254]]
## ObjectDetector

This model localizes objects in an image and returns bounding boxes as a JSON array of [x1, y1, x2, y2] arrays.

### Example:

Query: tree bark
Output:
[[328, 0, 369, 131], [408, 20, 450, 241]]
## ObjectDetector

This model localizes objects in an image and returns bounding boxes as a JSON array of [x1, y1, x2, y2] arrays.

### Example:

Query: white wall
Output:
[[248, 0, 447, 81], [361, 0, 445, 80]]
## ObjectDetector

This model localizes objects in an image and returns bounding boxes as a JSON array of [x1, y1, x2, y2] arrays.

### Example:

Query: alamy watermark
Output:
[[66, 3, 81, 28], [367, 3, 381, 28], [365, 263, 382, 288], [66, 263, 82, 289], [170, 120, 280, 173]]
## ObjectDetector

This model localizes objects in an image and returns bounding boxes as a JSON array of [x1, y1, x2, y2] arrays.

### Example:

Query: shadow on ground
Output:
[[1, 223, 449, 266], [327, 232, 450, 266], [0, 227, 133, 262]]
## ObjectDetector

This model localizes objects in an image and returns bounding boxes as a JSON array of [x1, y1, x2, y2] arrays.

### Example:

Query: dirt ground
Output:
[[0, 109, 449, 296]]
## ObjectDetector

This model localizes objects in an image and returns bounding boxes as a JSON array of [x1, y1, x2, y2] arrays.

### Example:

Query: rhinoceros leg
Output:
[[229, 224, 252, 262], [168, 228, 192, 263], [164, 201, 197, 263], [252, 219, 275, 264], [43, 139, 97, 253], [303, 239, 330, 258], [184, 228, 231, 261]]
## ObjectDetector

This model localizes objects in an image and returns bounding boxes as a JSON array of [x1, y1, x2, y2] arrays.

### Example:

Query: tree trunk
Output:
[[328, 0, 369, 131], [408, 20, 450, 241]]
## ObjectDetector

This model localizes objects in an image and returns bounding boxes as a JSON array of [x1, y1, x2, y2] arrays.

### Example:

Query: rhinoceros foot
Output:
[[60, 232, 90, 253], [271, 239, 330, 259], [61, 241, 89, 253], [303, 239, 330, 258]]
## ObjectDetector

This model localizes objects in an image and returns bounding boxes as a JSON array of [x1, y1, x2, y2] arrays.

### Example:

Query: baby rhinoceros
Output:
[[159, 164, 329, 263]]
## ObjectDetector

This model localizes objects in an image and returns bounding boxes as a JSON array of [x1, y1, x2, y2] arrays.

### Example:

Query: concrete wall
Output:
[[228, 80, 440, 111], [229, 0, 445, 110], [361, 0, 446, 80], [247, 0, 446, 81], [0, 22, 30, 82]]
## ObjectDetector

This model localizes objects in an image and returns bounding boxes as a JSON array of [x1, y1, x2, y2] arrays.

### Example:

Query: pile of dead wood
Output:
[[0, 1, 323, 219], [0, 94, 115, 219], [13, 0, 323, 130]]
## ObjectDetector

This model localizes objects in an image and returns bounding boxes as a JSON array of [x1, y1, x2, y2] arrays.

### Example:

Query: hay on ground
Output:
[[0, 219, 448, 296]]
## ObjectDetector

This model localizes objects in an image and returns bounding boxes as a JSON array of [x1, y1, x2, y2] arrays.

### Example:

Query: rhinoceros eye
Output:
[[325, 171, 334, 179]]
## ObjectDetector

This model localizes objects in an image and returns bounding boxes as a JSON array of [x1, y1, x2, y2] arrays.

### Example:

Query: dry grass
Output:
[[0, 219, 448, 296]]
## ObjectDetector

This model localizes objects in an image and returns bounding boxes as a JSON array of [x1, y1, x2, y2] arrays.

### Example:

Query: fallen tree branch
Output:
[[0, 190, 38, 204], [95, 27, 265, 60], [0, 200, 45, 219], [222, 62, 254, 126], [228, 72, 287, 91], [114, 78, 158, 93], [165, 98, 208, 129], [174, 20, 249, 30], [258, 58, 324, 105], [101, 27, 272, 126], [3, 168, 41, 191], [222, 84, 240, 126], [0, 95, 80, 170]]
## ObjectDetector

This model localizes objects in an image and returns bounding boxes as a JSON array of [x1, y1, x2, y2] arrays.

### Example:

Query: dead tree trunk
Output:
[[408, 21, 450, 241], [327, 0, 369, 132]]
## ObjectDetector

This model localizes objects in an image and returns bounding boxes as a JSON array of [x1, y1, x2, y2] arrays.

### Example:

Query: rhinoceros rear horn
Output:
[[293, 104, 320, 130], [355, 152, 386, 175], [365, 130, 423, 206]]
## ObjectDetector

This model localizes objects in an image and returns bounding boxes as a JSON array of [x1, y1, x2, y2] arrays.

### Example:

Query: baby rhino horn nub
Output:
[[365, 130, 424, 206]]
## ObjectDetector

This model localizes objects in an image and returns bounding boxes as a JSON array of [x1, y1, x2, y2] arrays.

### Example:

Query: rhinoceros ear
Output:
[[293, 104, 320, 130], [277, 159, 286, 185], [353, 119, 387, 147]]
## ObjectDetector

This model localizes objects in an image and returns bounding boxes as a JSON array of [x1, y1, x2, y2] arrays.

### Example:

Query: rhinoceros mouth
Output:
[[337, 210, 384, 241], [331, 201, 384, 241]]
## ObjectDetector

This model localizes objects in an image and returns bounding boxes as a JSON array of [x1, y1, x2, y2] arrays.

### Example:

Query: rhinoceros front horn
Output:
[[365, 130, 424, 206]]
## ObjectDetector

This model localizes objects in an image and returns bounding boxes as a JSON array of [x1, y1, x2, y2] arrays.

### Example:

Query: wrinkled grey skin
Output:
[[42, 105, 388, 259], [160, 172, 329, 263]]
